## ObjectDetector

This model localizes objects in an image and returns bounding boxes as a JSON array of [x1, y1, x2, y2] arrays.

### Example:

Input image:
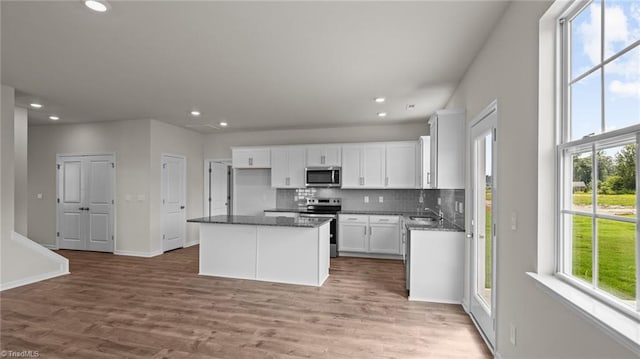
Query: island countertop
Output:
[[187, 215, 331, 228]]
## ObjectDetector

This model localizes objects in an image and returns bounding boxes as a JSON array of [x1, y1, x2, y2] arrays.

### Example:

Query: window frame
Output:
[[556, 0, 640, 319]]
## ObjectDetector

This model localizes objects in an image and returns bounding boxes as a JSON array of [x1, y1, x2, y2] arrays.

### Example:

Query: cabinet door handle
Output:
[[321, 155, 325, 164], [364, 226, 367, 235], [427, 172, 431, 184], [379, 219, 389, 222], [385, 177, 389, 186], [249, 157, 253, 166]]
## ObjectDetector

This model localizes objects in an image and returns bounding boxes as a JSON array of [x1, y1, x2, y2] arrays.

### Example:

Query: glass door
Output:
[[469, 105, 497, 349]]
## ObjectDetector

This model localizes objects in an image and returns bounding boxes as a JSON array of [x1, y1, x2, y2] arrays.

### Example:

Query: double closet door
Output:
[[57, 154, 115, 252]]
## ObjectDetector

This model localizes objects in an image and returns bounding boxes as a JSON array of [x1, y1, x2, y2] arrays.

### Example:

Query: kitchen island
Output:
[[188, 215, 331, 286]]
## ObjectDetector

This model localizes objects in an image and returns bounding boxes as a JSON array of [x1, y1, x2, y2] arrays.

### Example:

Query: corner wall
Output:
[[445, 2, 635, 358], [14, 107, 27, 235], [28, 120, 153, 254], [2, 85, 68, 290], [149, 119, 204, 252]]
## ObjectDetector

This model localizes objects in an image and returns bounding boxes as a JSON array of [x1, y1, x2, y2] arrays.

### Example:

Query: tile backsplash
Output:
[[276, 188, 465, 227]]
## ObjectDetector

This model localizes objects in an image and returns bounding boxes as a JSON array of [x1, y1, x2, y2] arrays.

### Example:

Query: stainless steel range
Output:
[[299, 198, 341, 257]]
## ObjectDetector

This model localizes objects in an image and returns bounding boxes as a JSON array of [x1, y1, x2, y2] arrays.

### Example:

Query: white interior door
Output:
[[57, 154, 114, 252], [469, 105, 497, 349], [162, 155, 186, 252], [208, 161, 230, 216]]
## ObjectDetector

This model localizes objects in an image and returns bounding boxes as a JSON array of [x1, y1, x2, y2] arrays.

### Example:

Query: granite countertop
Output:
[[188, 215, 331, 228], [263, 208, 464, 232], [404, 217, 464, 232]]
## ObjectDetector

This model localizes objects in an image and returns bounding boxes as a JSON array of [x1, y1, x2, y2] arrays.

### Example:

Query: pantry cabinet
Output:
[[426, 110, 465, 189]]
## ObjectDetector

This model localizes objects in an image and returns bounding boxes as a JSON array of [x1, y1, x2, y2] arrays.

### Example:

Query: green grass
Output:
[[572, 193, 636, 207], [572, 216, 636, 300]]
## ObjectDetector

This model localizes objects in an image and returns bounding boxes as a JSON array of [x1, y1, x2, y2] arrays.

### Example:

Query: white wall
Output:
[[1, 86, 15, 244], [204, 122, 427, 158], [28, 119, 204, 255], [14, 107, 28, 236], [446, 2, 635, 358], [2, 85, 67, 289], [149, 119, 204, 251], [28, 120, 153, 254]]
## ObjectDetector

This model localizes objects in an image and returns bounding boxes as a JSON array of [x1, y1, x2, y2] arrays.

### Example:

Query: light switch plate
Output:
[[437, 197, 441, 205], [37, 193, 43, 199], [511, 211, 517, 230], [378, 196, 384, 203], [364, 196, 369, 203]]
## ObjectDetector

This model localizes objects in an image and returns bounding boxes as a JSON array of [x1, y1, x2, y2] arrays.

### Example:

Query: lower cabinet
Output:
[[338, 214, 401, 257], [407, 229, 464, 303]]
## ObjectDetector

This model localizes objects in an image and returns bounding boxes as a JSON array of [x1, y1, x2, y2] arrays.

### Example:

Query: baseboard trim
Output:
[[184, 241, 199, 248], [0, 269, 70, 291], [494, 351, 503, 359], [338, 252, 403, 260], [42, 243, 59, 250], [114, 249, 162, 258], [408, 295, 462, 305]]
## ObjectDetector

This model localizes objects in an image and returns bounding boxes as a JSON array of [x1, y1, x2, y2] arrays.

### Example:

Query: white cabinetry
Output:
[[426, 110, 465, 189], [385, 141, 418, 189], [306, 145, 341, 166], [232, 147, 271, 168], [338, 215, 368, 252], [270, 146, 306, 188], [338, 214, 401, 258], [408, 229, 464, 303], [341, 144, 386, 188]]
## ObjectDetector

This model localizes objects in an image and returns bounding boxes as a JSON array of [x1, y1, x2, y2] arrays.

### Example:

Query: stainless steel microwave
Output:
[[305, 167, 341, 188]]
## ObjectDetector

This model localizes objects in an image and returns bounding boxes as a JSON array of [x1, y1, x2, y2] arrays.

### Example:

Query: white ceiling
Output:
[[1, 1, 509, 133]]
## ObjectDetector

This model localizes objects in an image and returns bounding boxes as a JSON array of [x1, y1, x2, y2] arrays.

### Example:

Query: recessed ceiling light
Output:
[[84, 0, 110, 12], [219, 122, 228, 127], [377, 112, 387, 117], [30, 103, 43, 109], [49, 115, 60, 121], [190, 110, 201, 117], [374, 97, 386, 103]]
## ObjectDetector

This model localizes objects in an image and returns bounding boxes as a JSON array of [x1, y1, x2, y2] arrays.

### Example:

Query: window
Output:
[[558, 0, 640, 315]]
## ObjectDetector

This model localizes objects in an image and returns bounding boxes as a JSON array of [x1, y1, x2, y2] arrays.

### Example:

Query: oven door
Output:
[[305, 168, 341, 187]]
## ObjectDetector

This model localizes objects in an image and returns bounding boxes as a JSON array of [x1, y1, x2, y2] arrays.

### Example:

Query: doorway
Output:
[[469, 102, 498, 349], [204, 160, 232, 217], [57, 154, 115, 252], [161, 154, 186, 252]]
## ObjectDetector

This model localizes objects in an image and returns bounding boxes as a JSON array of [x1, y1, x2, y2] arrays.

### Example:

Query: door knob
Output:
[[466, 233, 473, 238], [180, 206, 185, 209]]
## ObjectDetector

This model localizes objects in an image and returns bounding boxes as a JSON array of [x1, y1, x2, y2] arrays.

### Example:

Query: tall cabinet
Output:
[[425, 110, 465, 189]]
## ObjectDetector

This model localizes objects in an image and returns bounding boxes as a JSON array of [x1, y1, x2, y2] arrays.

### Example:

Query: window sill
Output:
[[527, 272, 640, 356]]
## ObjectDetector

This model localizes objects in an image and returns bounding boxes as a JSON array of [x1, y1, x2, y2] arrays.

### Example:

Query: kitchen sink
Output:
[[409, 216, 438, 224]]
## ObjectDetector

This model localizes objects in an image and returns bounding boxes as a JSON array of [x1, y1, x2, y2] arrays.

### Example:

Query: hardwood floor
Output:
[[1, 246, 491, 358]]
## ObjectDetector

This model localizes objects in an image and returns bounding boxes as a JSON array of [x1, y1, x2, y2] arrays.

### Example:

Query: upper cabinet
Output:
[[342, 143, 386, 188], [271, 146, 306, 188], [385, 142, 418, 189], [342, 141, 418, 189], [232, 147, 271, 168], [425, 110, 465, 189], [306, 145, 341, 167]]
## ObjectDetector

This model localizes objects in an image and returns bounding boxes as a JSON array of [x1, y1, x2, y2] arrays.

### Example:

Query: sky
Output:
[[570, 0, 640, 141]]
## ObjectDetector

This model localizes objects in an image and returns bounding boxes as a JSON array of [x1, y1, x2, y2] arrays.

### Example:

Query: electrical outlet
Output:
[[37, 193, 43, 199], [510, 324, 517, 346], [419, 196, 424, 203], [378, 196, 384, 203], [364, 196, 369, 203], [511, 211, 518, 231]]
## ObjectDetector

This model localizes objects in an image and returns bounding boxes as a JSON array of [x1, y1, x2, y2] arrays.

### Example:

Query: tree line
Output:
[[573, 144, 636, 194]]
